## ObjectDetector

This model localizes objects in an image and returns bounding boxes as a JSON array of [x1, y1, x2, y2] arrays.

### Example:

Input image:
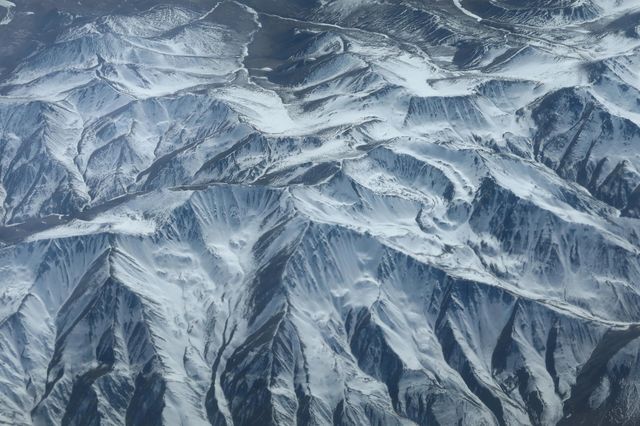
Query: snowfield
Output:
[[1, 0, 640, 425]]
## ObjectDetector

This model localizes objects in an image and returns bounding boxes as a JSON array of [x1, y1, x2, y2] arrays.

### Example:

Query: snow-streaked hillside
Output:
[[1, 0, 640, 425]]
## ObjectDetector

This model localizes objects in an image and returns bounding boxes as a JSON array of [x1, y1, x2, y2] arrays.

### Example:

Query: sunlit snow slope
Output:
[[1, 0, 640, 425]]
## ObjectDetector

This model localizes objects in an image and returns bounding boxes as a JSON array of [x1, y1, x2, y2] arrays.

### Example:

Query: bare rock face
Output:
[[1, 0, 640, 425]]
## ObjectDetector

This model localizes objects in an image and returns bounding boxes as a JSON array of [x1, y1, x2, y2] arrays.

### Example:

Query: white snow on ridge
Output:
[[0, 0, 15, 25], [26, 214, 156, 241], [452, 0, 482, 22]]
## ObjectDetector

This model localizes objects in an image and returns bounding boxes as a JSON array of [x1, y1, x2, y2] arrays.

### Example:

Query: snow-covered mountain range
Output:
[[1, 0, 640, 424]]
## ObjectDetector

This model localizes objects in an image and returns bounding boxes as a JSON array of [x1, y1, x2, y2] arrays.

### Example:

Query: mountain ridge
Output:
[[1, 0, 640, 425]]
